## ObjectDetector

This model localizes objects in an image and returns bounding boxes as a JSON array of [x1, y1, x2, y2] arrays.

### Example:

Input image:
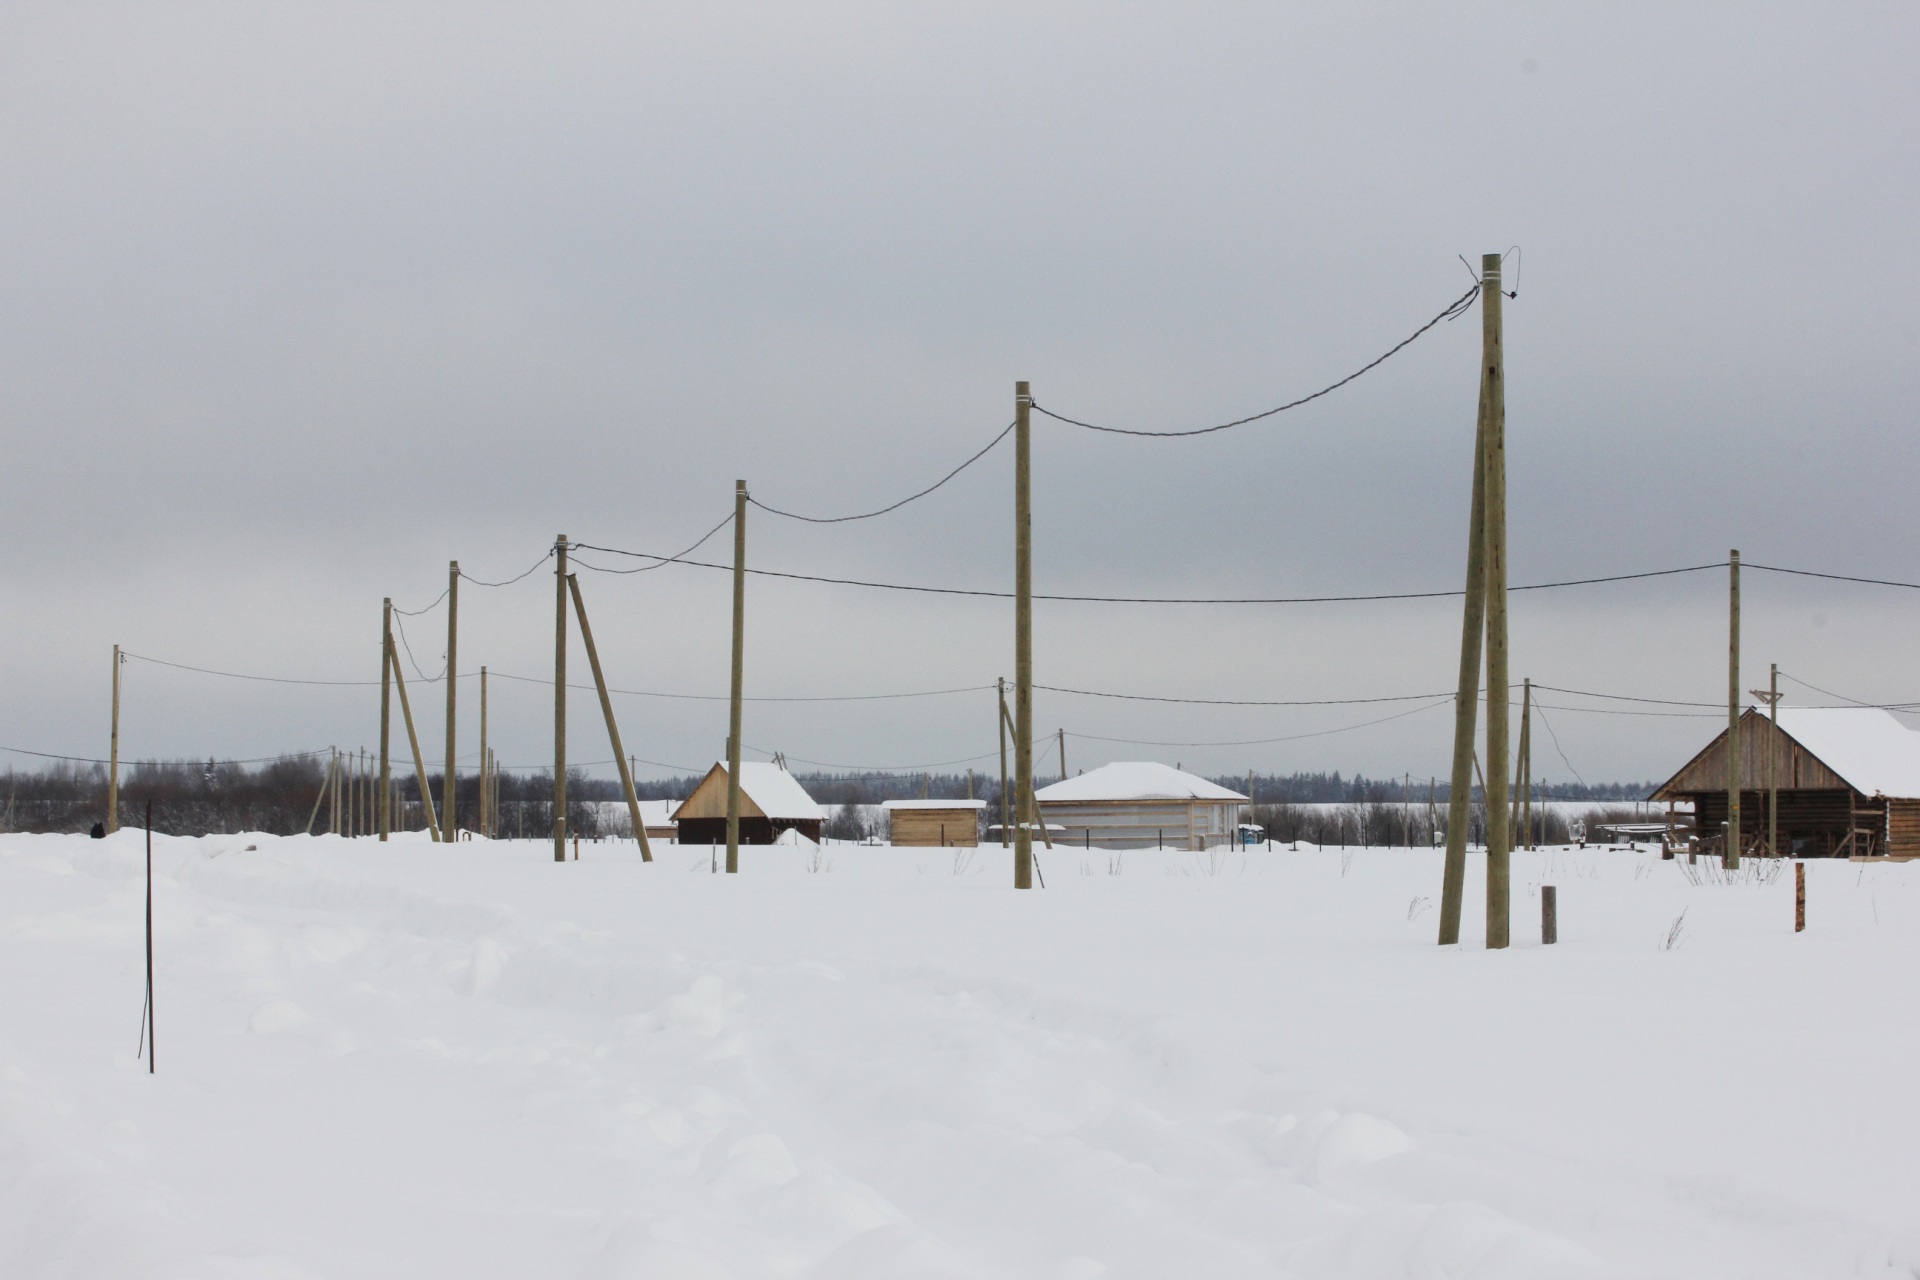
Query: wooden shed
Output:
[[1034, 762, 1247, 851], [881, 800, 985, 847], [672, 762, 825, 845], [1650, 706, 1920, 858]]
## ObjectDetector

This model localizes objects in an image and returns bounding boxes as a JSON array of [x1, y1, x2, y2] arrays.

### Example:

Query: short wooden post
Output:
[[389, 637, 440, 838], [1541, 884, 1557, 944], [1795, 862, 1806, 932]]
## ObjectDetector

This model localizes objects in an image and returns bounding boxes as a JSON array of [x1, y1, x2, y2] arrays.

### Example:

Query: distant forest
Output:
[[1, 757, 1656, 838]]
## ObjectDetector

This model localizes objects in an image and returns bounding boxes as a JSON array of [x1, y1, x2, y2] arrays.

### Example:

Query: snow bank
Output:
[[1, 830, 1916, 1278]]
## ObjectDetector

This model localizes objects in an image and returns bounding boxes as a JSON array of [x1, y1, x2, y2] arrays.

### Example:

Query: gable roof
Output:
[[1652, 705, 1920, 801], [671, 762, 825, 822], [1770, 707, 1920, 798], [1035, 761, 1247, 804]]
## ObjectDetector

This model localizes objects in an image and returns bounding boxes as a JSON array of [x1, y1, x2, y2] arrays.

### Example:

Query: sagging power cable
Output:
[[1030, 285, 1481, 438], [563, 549, 1729, 604], [749, 422, 1016, 523]]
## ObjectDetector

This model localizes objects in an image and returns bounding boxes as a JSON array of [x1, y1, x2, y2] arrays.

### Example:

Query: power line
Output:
[[123, 652, 382, 688], [461, 551, 555, 588], [1529, 683, 1721, 708], [1029, 284, 1481, 438], [570, 514, 735, 576], [1531, 705, 1589, 791], [390, 612, 445, 683], [485, 670, 990, 703], [1064, 697, 1453, 748], [748, 421, 1016, 523], [392, 589, 448, 618], [1747, 563, 1920, 591], [1, 744, 331, 766], [1037, 683, 1447, 706], [1776, 671, 1920, 711], [744, 743, 1004, 773], [567, 549, 1730, 604]]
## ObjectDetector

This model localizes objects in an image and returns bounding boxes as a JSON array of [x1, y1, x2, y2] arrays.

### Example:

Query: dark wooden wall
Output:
[[677, 817, 823, 846], [1687, 788, 1870, 857]]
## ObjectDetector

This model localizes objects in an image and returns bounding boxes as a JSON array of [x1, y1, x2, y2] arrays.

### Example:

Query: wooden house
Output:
[[881, 800, 985, 847], [1034, 762, 1247, 851], [672, 762, 825, 845], [1650, 706, 1920, 858]]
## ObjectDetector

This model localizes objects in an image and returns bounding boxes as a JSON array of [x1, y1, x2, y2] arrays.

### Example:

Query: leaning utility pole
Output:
[[1515, 678, 1532, 851], [1726, 549, 1741, 869], [567, 573, 653, 861], [389, 638, 438, 837], [379, 600, 392, 841], [726, 481, 747, 874], [554, 535, 569, 863], [443, 561, 459, 843], [1481, 253, 1512, 949], [1014, 381, 1034, 890], [108, 645, 122, 834], [1437, 262, 1496, 945], [997, 677, 1010, 847]]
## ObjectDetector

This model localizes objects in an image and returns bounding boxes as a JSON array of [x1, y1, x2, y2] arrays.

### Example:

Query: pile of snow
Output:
[[1, 830, 1916, 1278]]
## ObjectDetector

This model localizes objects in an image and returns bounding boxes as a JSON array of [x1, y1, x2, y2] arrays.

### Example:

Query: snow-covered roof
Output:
[[732, 762, 826, 820], [881, 799, 988, 811], [1035, 762, 1247, 804], [1772, 707, 1920, 799], [636, 800, 678, 827]]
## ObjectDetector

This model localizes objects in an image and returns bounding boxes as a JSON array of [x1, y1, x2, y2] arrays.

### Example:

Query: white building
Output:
[[1034, 762, 1248, 850]]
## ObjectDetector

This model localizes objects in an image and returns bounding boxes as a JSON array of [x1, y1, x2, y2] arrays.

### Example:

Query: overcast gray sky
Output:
[[3, 4, 1917, 788]]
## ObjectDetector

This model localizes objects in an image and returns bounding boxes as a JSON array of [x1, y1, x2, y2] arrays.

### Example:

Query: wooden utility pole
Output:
[[389, 635, 439, 838], [108, 645, 122, 834], [567, 573, 653, 861], [1769, 662, 1779, 857], [477, 665, 488, 839], [443, 561, 459, 843], [379, 601, 392, 840], [1726, 549, 1741, 869], [306, 749, 334, 834], [726, 481, 747, 874], [1481, 253, 1512, 949], [1014, 381, 1034, 890], [1058, 728, 1066, 780], [1438, 261, 1496, 945], [998, 677, 1010, 847], [554, 535, 569, 864]]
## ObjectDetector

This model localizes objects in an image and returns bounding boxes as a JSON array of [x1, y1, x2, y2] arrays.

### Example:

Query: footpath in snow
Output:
[[1, 830, 1916, 1279]]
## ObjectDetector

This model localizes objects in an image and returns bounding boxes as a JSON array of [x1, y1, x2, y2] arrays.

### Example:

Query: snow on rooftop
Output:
[[1035, 761, 1247, 804], [1773, 706, 1920, 799], [880, 799, 988, 811]]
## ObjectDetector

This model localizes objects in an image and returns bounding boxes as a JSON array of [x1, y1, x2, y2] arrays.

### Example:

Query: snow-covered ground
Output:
[[2, 830, 1915, 1279]]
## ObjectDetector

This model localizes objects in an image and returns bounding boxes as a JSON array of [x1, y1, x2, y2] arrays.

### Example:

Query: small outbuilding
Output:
[[636, 800, 679, 844], [1034, 762, 1248, 851], [881, 799, 986, 847], [672, 762, 825, 845], [1651, 706, 1920, 859]]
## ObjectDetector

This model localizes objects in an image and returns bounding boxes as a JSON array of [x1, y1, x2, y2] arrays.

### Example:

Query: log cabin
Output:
[[672, 762, 825, 845], [1650, 706, 1920, 858]]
